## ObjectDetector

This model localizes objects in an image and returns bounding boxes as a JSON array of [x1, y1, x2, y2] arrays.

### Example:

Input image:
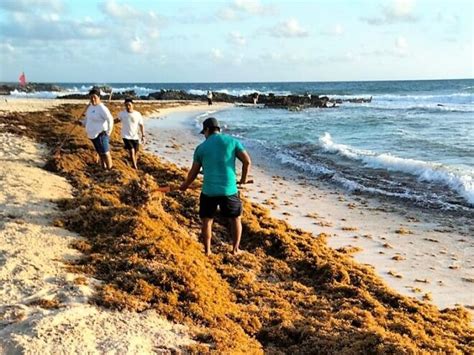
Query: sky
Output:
[[0, 0, 473, 83]]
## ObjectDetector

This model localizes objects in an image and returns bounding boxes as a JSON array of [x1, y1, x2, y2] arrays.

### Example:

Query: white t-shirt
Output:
[[118, 110, 144, 140], [84, 103, 114, 139]]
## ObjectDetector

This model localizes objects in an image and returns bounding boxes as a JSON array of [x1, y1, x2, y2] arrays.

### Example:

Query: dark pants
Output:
[[199, 193, 242, 219]]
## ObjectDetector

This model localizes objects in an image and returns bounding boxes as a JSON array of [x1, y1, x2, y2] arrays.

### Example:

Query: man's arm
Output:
[[179, 162, 202, 191], [104, 107, 114, 135], [236, 150, 251, 184]]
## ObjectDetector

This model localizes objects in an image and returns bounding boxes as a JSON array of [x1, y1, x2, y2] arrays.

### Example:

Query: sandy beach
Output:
[[0, 98, 472, 353], [145, 106, 474, 311], [0, 99, 197, 353]]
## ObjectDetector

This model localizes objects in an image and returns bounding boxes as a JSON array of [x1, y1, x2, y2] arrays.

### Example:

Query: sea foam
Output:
[[319, 133, 474, 205]]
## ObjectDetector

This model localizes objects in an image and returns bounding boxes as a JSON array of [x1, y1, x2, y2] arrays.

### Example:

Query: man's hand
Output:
[[179, 182, 188, 192]]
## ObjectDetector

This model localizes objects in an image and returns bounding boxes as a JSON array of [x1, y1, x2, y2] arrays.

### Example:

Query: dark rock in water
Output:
[[0, 82, 64, 94], [57, 93, 86, 99], [59, 90, 139, 100], [147, 89, 203, 101], [0, 82, 372, 110]]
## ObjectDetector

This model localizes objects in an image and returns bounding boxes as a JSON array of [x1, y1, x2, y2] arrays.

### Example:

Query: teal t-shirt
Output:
[[193, 133, 245, 196]]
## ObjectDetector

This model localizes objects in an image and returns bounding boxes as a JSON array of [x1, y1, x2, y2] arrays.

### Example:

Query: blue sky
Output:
[[0, 0, 472, 83]]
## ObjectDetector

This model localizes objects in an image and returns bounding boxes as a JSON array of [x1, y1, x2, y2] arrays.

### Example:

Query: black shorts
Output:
[[123, 138, 139, 151], [199, 193, 242, 219]]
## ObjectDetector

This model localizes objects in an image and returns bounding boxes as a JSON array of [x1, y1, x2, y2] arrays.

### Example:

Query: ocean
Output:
[[8, 79, 474, 211]]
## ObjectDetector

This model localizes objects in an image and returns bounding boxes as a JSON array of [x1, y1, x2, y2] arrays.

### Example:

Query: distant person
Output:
[[252, 92, 259, 105], [179, 117, 251, 256], [116, 98, 145, 169], [207, 90, 213, 105], [84, 87, 114, 169]]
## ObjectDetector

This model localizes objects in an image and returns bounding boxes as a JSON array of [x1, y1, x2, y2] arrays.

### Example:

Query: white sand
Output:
[[145, 107, 474, 312], [0, 125, 196, 352]]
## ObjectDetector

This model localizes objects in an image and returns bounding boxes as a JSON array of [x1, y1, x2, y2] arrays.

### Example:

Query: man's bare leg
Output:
[[129, 148, 138, 169], [201, 218, 213, 256], [101, 152, 113, 170], [230, 216, 242, 255]]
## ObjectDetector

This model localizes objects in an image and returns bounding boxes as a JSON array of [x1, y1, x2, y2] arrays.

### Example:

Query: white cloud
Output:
[[216, 0, 276, 21], [234, 0, 273, 15], [211, 48, 224, 60], [358, 37, 409, 58], [101, 0, 139, 20], [229, 31, 246, 46], [362, 0, 418, 25], [216, 8, 238, 21], [129, 36, 145, 54], [0, 42, 15, 54], [436, 12, 460, 24], [321, 24, 344, 36], [395, 36, 408, 49], [149, 30, 160, 40], [100, 0, 164, 28], [0, 0, 63, 13], [271, 18, 308, 38], [387, 0, 415, 19], [394, 36, 409, 56], [232, 53, 245, 65], [1, 14, 106, 41]]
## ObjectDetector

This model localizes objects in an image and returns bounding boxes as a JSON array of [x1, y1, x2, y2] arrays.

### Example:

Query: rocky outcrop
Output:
[[0, 83, 64, 93], [59, 90, 138, 100], [0, 83, 372, 110]]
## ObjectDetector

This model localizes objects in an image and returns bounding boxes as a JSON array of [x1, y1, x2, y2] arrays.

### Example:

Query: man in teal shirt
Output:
[[179, 117, 252, 256]]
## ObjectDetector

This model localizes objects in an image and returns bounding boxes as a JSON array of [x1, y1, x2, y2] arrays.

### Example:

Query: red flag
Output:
[[19, 72, 26, 86]]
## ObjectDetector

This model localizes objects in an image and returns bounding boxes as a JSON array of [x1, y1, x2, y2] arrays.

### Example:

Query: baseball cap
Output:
[[124, 98, 134, 104], [89, 87, 101, 96], [200, 117, 220, 134]]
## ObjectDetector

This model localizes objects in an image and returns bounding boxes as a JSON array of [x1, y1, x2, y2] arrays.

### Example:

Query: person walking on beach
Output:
[[207, 90, 213, 105], [116, 98, 145, 169], [84, 87, 114, 170], [179, 117, 251, 256], [252, 92, 259, 105]]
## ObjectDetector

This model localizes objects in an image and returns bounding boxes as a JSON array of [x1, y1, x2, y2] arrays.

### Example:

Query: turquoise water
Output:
[[204, 80, 474, 210]]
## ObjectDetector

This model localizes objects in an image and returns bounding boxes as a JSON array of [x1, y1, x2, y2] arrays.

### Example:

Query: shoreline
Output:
[[145, 106, 474, 311]]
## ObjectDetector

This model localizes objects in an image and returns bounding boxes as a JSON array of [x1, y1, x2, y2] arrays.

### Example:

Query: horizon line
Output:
[[1, 77, 473, 85]]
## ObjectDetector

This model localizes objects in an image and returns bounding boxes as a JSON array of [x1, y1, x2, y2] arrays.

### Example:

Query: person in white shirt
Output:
[[84, 87, 114, 169], [116, 98, 145, 169]]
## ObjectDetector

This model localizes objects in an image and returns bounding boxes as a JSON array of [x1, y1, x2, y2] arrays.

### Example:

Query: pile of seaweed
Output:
[[1, 104, 472, 353]]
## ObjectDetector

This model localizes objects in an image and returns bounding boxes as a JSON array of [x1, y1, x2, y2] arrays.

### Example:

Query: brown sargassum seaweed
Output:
[[1, 103, 472, 354]]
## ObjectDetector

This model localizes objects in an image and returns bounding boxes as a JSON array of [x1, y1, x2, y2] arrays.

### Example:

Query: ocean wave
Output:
[[275, 151, 333, 176], [349, 102, 474, 112], [273, 149, 465, 209], [8, 89, 60, 99], [318, 133, 474, 205]]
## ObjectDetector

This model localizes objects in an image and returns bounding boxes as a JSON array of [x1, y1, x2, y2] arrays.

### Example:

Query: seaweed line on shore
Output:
[[1, 103, 472, 354]]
